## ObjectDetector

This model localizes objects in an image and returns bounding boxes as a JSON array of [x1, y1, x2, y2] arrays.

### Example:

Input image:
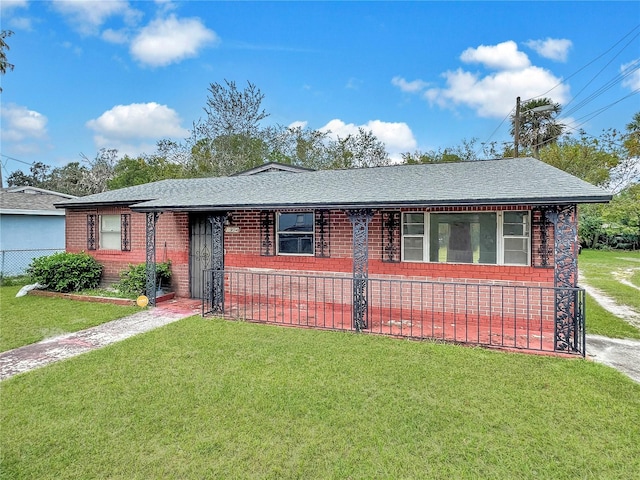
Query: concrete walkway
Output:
[[2, 296, 639, 384], [0, 299, 201, 381]]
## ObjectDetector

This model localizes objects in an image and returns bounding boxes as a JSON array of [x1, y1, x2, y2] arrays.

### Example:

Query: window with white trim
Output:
[[502, 211, 530, 265], [277, 212, 314, 255], [99, 214, 121, 250], [401, 211, 530, 266]]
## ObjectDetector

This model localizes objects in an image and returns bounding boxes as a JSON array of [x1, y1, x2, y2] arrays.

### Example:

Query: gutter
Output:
[[128, 195, 613, 213]]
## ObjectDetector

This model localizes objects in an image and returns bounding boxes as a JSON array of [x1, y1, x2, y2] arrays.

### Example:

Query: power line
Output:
[[0, 153, 34, 166]]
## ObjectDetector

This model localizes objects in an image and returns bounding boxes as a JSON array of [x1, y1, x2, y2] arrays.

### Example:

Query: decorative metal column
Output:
[[347, 209, 374, 331], [547, 205, 579, 352], [382, 211, 401, 262], [532, 207, 553, 268], [208, 213, 226, 313], [260, 211, 275, 256], [87, 214, 97, 250], [145, 212, 159, 305], [315, 210, 330, 258]]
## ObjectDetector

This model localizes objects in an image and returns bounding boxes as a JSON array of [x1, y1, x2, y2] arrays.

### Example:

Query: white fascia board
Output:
[[0, 209, 66, 216]]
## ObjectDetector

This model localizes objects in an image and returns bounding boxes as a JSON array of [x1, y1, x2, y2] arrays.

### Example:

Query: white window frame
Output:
[[400, 212, 428, 263], [499, 211, 531, 266], [99, 214, 121, 250], [401, 210, 531, 266], [276, 212, 315, 256]]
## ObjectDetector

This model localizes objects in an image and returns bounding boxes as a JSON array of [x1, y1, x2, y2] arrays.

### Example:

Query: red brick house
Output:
[[56, 158, 610, 355]]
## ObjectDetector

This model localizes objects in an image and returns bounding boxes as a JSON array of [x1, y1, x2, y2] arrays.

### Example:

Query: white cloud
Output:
[[391, 76, 429, 93], [460, 41, 530, 71], [51, 0, 141, 36], [86, 102, 189, 154], [394, 41, 570, 119], [424, 66, 569, 118], [1, 104, 48, 142], [288, 121, 308, 129], [0, 0, 28, 12], [320, 119, 417, 159], [621, 59, 640, 91], [525, 38, 572, 62], [102, 28, 130, 44], [130, 14, 219, 67], [8, 16, 33, 30], [1, 0, 32, 30]]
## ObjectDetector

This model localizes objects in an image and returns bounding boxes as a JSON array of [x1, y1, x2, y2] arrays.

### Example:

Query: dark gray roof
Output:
[[56, 158, 611, 212], [1, 187, 75, 213]]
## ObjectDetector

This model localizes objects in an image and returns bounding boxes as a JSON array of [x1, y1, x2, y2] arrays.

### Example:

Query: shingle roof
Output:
[[1, 187, 75, 213], [55, 158, 611, 212]]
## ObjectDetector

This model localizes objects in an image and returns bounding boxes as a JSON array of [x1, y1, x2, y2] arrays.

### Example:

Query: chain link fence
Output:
[[0, 248, 64, 277]]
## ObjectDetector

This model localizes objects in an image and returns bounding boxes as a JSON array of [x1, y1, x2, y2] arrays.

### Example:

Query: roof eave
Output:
[[129, 195, 612, 213]]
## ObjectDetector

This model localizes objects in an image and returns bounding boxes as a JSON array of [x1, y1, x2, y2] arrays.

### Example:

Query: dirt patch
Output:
[[579, 274, 640, 329], [612, 267, 640, 292]]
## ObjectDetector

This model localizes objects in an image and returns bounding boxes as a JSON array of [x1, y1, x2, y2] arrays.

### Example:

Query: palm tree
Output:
[[510, 97, 565, 158]]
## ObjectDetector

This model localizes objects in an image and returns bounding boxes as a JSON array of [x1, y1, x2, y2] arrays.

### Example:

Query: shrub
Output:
[[28, 252, 103, 293], [116, 261, 171, 296]]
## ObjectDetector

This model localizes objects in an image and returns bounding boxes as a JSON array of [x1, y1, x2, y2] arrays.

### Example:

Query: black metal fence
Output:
[[0, 248, 64, 277], [202, 269, 586, 356]]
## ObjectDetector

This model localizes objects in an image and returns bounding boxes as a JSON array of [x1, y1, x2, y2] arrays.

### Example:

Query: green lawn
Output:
[[579, 250, 640, 339], [0, 285, 140, 352], [1, 318, 639, 479]]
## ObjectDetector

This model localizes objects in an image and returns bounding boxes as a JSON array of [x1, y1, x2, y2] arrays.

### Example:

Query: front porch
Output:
[[201, 269, 586, 356]]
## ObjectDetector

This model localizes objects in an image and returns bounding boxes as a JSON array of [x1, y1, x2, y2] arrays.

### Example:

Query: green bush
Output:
[[116, 261, 171, 296], [28, 252, 103, 293]]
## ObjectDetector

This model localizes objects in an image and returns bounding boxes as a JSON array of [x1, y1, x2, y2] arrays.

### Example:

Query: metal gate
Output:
[[190, 213, 225, 299]]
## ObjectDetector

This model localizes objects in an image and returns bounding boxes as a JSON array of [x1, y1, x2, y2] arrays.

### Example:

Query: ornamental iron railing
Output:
[[202, 269, 586, 356]]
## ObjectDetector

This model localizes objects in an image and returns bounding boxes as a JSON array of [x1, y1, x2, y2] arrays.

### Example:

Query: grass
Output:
[[1, 318, 639, 479], [0, 285, 140, 352], [579, 249, 640, 313], [579, 249, 640, 339]]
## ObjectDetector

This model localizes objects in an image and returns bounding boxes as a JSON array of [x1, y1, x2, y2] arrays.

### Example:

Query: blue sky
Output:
[[1, 1, 639, 179]]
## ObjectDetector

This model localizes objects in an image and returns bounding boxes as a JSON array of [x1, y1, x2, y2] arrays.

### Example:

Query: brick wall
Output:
[[65, 208, 190, 297], [66, 204, 559, 299]]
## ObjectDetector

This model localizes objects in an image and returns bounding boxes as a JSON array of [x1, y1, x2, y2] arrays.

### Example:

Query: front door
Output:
[[189, 213, 225, 299]]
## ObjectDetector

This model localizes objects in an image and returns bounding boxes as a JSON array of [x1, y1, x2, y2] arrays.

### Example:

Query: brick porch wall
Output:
[[65, 208, 190, 297], [65, 205, 557, 299]]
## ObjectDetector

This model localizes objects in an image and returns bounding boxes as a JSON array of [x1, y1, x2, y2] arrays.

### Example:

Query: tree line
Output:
[[5, 80, 639, 250]]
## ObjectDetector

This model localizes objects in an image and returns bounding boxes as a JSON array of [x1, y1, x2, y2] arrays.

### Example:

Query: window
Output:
[[502, 212, 529, 265], [402, 213, 425, 261], [401, 211, 530, 266], [277, 212, 314, 255], [100, 215, 121, 250]]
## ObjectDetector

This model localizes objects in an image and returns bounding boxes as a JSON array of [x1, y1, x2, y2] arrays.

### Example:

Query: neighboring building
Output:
[[56, 158, 611, 355], [0, 186, 76, 276]]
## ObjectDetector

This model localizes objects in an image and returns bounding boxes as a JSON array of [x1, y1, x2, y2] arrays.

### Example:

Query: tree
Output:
[[79, 149, 119, 194], [400, 138, 496, 164], [202, 79, 269, 137], [6, 162, 51, 188], [0, 30, 14, 92], [108, 155, 184, 189], [48, 162, 91, 196], [183, 80, 271, 176], [510, 97, 565, 158], [328, 128, 390, 169], [262, 125, 333, 169], [538, 131, 619, 187]]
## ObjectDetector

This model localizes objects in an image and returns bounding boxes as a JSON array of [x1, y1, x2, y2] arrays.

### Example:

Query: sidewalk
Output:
[[0, 299, 201, 381]]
